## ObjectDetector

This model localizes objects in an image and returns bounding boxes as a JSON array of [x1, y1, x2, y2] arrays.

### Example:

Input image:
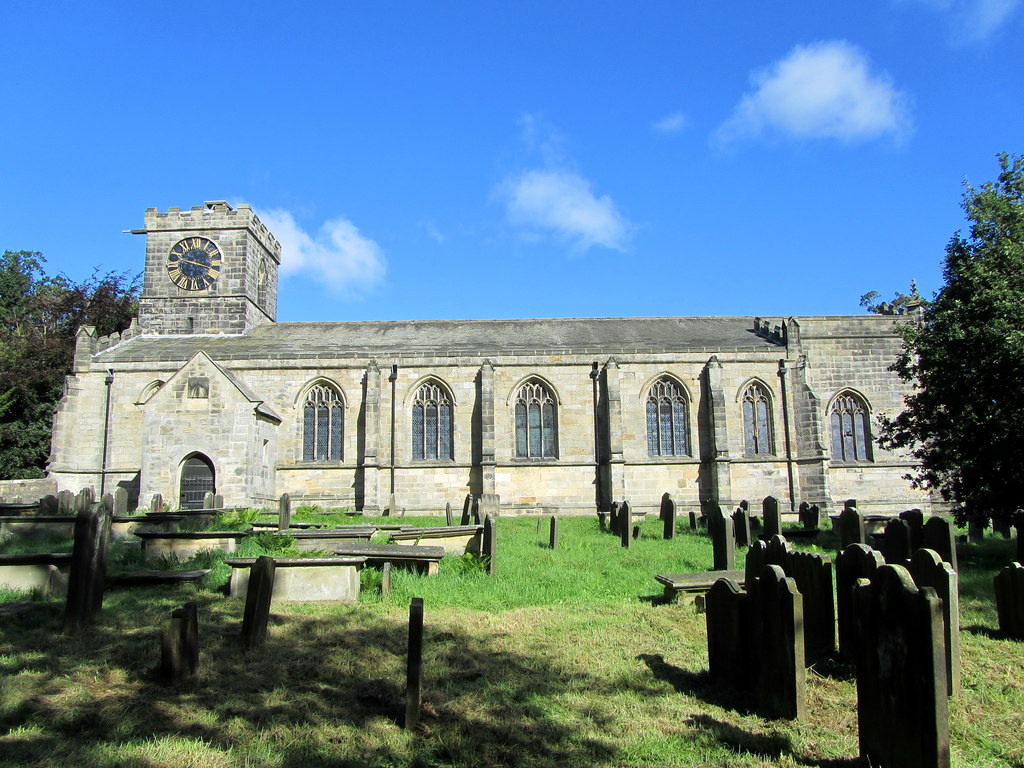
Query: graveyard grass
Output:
[[1, 516, 1023, 767]]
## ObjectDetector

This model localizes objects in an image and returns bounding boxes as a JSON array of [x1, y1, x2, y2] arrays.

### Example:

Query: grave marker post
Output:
[[922, 516, 958, 572], [900, 508, 925, 551], [609, 501, 620, 535], [549, 515, 558, 550], [241, 556, 276, 650], [213, 493, 223, 509], [160, 601, 199, 685], [994, 563, 1024, 639], [705, 577, 749, 692], [661, 493, 676, 540], [460, 495, 472, 526], [855, 565, 949, 768], [405, 597, 424, 730], [381, 562, 392, 597], [278, 493, 291, 532], [708, 507, 735, 570], [150, 493, 163, 515], [881, 518, 912, 565], [63, 501, 113, 635], [619, 501, 632, 548], [835, 544, 884, 663], [113, 487, 128, 516], [482, 515, 496, 575], [750, 564, 806, 720], [838, 506, 866, 549], [762, 496, 782, 538], [445, 502, 454, 527], [732, 506, 751, 547], [203, 492, 215, 510], [910, 549, 961, 696]]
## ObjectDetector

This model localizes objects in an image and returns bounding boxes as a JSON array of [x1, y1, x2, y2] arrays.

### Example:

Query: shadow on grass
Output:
[[637, 652, 752, 714], [0, 588, 620, 768]]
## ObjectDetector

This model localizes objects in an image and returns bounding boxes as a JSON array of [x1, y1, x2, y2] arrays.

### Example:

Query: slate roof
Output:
[[95, 316, 783, 364]]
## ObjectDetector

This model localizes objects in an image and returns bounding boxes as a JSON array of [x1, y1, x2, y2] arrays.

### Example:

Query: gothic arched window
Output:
[[646, 378, 689, 456], [742, 382, 774, 456], [302, 383, 343, 462], [830, 392, 872, 462], [412, 380, 453, 461], [514, 380, 557, 459]]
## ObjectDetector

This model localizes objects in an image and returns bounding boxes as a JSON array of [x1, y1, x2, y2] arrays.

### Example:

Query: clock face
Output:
[[166, 237, 222, 291]]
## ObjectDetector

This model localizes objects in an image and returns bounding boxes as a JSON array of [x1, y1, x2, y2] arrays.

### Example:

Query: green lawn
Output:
[[0, 515, 1021, 767]]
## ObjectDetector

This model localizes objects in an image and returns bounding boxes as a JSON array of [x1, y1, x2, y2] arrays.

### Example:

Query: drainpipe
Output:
[[590, 361, 601, 509], [100, 369, 114, 498], [388, 364, 398, 513], [777, 359, 796, 511]]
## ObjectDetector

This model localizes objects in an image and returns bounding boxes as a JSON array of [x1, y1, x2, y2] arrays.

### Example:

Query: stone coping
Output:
[[224, 557, 368, 567], [0, 553, 74, 566], [250, 521, 328, 530], [281, 529, 375, 539], [108, 569, 210, 585], [134, 530, 250, 540], [333, 543, 445, 560], [395, 525, 483, 534]]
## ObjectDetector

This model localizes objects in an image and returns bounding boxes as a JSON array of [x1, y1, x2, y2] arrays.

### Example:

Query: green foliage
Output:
[[210, 508, 260, 531], [880, 153, 1024, 526], [860, 279, 928, 315], [0, 251, 140, 479]]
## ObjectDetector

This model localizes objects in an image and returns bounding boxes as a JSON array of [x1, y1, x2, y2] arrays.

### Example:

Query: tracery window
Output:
[[302, 383, 343, 462], [830, 392, 871, 462], [646, 378, 689, 456], [412, 381, 453, 461], [742, 382, 774, 456], [514, 380, 557, 459]]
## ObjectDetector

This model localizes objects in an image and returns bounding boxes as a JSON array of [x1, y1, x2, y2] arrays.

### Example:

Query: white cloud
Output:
[[714, 41, 912, 147], [497, 169, 629, 253], [653, 111, 687, 135], [255, 208, 385, 296], [902, 0, 1020, 41]]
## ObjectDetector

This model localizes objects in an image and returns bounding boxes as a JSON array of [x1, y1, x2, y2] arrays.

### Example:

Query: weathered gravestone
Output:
[[619, 501, 632, 549], [482, 515, 496, 576], [380, 562, 392, 596], [881, 518, 913, 565], [609, 501, 621, 535], [688, 509, 698, 530], [838, 505, 867, 549], [549, 515, 558, 550], [835, 544, 885, 663], [39, 494, 59, 516], [113, 487, 128, 516], [460, 494, 473, 526], [994, 562, 1024, 640], [708, 507, 735, 570], [278, 493, 291, 532], [63, 502, 113, 635], [798, 503, 820, 531], [844, 498, 857, 512], [910, 548, 960, 696], [750, 565, 807, 720], [213, 493, 224, 509], [661, 493, 676, 540], [478, 493, 500, 519], [746, 535, 835, 662], [705, 566, 806, 721], [922, 516, 958, 573], [732, 505, 752, 548], [705, 577, 749, 691], [75, 487, 95, 514], [855, 564, 949, 768], [900, 508, 925, 551], [240, 556, 276, 650], [203, 492, 215, 510], [762, 496, 782, 538], [160, 601, 199, 685], [445, 502, 454, 527], [150, 493, 163, 515], [967, 514, 985, 543], [57, 490, 75, 514], [405, 597, 424, 730]]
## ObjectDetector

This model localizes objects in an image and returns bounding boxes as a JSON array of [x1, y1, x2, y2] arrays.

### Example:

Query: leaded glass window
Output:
[[514, 380, 557, 458], [302, 384, 343, 462], [742, 382, 773, 456], [412, 381, 453, 460], [830, 392, 871, 462], [646, 378, 689, 456]]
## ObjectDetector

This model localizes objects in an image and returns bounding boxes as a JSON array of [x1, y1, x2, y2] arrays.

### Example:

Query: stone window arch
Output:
[[741, 381, 774, 456], [646, 377, 689, 456], [301, 382, 344, 462], [412, 380, 453, 461], [514, 379, 557, 459], [830, 391, 872, 462]]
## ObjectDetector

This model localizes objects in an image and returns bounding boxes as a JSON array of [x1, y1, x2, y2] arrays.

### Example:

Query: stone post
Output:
[[405, 597, 424, 730], [708, 507, 735, 570], [63, 502, 112, 635], [241, 556, 276, 650], [482, 515, 496, 576], [762, 495, 782, 538], [619, 501, 632, 549], [278, 493, 291, 532], [160, 602, 199, 685], [661, 493, 676, 540]]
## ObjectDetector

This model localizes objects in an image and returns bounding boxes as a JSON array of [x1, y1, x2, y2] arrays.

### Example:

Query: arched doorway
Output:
[[179, 454, 215, 509]]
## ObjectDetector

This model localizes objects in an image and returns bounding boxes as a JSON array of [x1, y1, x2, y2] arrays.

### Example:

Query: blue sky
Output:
[[2, 2, 1021, 322]]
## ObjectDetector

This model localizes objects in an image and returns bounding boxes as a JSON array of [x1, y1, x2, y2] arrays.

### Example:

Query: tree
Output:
[[0, 251, 139, 479], [880, 153, 1024, 525]]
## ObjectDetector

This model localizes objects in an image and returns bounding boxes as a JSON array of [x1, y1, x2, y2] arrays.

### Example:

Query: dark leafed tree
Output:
[[880, 153, 1024, 526], [0, 251, 139, 479]]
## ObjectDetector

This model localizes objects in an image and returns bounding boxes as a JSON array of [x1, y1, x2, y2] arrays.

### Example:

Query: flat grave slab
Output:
[[135, 531, 249, 560], [333, 543, 445, 575], [0, 553, 74, 597], [389, 525, 482, 555], [656, 569, 746, 603]]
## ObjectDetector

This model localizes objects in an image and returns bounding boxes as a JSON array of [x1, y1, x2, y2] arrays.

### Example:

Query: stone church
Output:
[[47, 201, 934, 516]]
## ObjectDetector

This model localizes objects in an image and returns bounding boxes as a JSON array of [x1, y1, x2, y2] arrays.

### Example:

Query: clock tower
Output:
[[135, 201, 281, 335]]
